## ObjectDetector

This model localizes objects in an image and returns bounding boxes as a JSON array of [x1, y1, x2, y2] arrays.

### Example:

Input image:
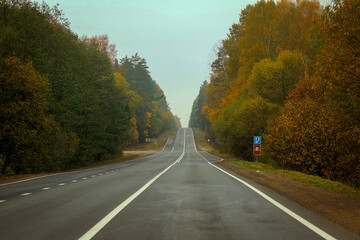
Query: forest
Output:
[[0, 0, 180, 176], [189, 0, 359, 187]]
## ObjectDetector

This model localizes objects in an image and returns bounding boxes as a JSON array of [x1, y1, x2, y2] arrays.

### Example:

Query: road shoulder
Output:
[[216, 160, 360, 236]]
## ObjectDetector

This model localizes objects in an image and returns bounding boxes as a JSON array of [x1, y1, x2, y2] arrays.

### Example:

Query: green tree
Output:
[[189, 80, 210, 131], [120, 54, 175, 141], [0, 57, 76, 174], [0, 1, 132, 169], [248, 50, 306, 105]]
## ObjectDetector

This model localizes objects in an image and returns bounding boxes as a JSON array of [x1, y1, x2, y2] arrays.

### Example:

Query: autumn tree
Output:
[[82, 34, 117, 64], [265, 0, 360, 187]]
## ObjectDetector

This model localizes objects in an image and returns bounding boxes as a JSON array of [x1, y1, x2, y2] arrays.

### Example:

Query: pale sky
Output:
[[38, 0, 257, 127]]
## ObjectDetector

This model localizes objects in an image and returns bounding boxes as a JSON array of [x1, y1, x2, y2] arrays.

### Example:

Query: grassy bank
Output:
[[125, 128, 178, 151], [231, 160, 360, 200], [193, 128, 360, 200]]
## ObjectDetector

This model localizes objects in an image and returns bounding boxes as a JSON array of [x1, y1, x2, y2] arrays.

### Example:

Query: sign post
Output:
[[253, 136, 261, 161]]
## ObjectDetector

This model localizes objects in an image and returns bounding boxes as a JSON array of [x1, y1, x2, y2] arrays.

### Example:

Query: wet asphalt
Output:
[[0, 128, 358, 240]]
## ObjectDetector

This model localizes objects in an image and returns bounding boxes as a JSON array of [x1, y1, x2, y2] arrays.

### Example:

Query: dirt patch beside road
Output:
[[216, 160, 360, 236]]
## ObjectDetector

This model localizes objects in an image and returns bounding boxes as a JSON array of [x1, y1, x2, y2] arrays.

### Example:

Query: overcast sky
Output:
[[38, 0, 257, 127]]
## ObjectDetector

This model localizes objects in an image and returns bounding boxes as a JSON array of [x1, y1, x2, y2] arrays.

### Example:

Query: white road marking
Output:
[[98, 173, 103, 176], [0, 200, 6, 203], [42, 187, 51, 190], [72, 180, 78, 183], [78, 129, 187, 240], [82, 177, 88, 180], [176, 131, 186, 163], [58, 183, 66, 186], [91, 175, 96, 178], [110, 171, 114, 173], [21, 193, 32, 196], [190, 128, 336, 240], [105, 172, 109, 174]]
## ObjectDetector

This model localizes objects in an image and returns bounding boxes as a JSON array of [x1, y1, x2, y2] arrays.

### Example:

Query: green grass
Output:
[[193, 128, 360, 200], [193, 128, 212, 151], [231, 160, 360, 200]]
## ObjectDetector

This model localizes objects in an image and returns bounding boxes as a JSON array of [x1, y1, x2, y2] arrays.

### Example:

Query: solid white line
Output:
[[21, 193, 32, 196], [42, 187, 51, 190], [190, 128, 336, 240], [162, 138, 171, 151], [207, 162, 336, 240], [78, 128, 187, 240]]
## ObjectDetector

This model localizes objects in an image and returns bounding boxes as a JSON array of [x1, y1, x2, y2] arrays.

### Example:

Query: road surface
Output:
[[0, 128, 358, 239]]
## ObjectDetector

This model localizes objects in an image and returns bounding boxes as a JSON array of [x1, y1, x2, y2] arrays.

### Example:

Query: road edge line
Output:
[[189, 128, 336, 240]]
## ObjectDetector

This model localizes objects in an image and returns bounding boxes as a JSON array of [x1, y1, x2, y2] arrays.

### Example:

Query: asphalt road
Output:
[[0, 128, 358, 240]]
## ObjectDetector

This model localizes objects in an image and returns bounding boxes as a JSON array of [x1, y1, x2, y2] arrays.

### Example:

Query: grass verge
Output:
[[193, 128, 360, 200], [125, 128, 178, 151], [231, 160, 360, 200]]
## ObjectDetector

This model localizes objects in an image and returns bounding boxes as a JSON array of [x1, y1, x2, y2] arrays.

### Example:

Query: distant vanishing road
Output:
[[0, 128, 358, 239]]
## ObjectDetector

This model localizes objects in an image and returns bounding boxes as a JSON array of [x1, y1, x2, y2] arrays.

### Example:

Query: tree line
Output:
[[189, 0, 359, 187], [0, 0, 179, 176]]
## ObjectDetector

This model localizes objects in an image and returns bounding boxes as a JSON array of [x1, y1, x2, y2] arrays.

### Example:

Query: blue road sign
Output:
[[254, 136, 262, 144]]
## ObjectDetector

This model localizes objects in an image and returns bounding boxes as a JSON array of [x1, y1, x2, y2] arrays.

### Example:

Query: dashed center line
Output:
[[0, 200, 6, 203], [110, 171, 114, 173], [105, 172, 109, 174], [82, 177, 88, 180], [72, 180, 78, 183], [21, 193, 32, 196], [58, 183, 66, 186], [91, 175, 96, 178], [42, 187, 51, 190], [98, 173, 103, 176]]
